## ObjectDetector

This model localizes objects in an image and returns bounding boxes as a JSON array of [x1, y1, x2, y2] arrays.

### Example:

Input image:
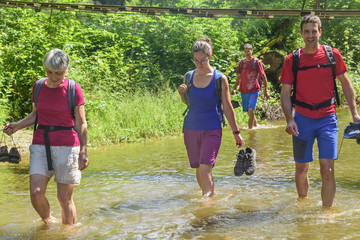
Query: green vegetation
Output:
[[87, 87, 185, 146], [1, 0, 360, 145]]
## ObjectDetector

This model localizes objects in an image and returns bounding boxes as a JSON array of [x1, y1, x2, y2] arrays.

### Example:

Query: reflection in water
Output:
[[1, 108, 360, 239]]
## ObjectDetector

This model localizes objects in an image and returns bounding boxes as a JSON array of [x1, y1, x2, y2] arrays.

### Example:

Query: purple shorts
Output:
[[183, 129, 222, 168]]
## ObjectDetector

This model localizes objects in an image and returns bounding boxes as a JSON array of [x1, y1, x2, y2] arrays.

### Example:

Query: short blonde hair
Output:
[[244, 43, 252, 49]]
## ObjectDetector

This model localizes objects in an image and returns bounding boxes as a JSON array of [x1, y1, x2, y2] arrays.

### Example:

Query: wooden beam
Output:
[[1, 0, 360, 19]]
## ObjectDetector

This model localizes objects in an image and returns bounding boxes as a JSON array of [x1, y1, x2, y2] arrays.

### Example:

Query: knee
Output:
[[57, 193, 73, 206], [30, 187, 45, 201], [296, 166, 309, 178], [320, 167, 334, 182]]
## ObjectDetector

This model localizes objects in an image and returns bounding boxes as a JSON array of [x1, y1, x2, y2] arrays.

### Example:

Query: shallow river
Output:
[[1, 108, 360, 239]]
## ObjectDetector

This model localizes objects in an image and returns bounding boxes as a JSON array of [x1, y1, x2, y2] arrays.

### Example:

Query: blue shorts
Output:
[[293, 112, 338, 163], [241, 92, 259, 112]]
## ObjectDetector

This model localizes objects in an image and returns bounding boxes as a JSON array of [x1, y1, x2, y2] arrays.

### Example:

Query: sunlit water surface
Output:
[[1, 108, 360, 239]]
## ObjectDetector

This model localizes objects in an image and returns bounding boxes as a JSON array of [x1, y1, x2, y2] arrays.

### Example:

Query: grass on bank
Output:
[[86, 88, 187, 146]]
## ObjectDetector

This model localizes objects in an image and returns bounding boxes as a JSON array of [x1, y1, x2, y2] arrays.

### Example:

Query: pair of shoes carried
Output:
[[8, 147, 21, 164], [0, 145, 9, 162], [0, 145, 21, 164], [234, 147, 256, 176]]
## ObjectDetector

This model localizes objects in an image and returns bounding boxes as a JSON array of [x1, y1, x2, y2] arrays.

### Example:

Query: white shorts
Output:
[[29, 144, 81, 185]]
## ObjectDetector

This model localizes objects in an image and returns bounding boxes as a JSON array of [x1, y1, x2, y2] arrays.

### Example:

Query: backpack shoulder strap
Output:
[[214, 70, 225, 127], [33, 78, 46, 134], [34, 78, 46, 109], [324, 45, 335, 65], [323, 45, 340, 105], [252, 58, 258, 72], [182, 70, 195, 116], [68, 79, 76, 119], [291, 48, 301, 107], [239, 58, 245, 72], [185, 71, 194, 85], [292, 48, 301, 81], [214, 70, 223, 100]]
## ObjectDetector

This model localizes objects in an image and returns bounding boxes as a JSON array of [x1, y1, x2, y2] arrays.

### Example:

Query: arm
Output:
[[178, 74, 188, 104], [221, 75, 245, 148], [3, 105, 37, 135], [261, 74, 271, 99], [230, 73, 241, 95], [337, 73, 360, 123], [280, 83, 299, 136], [75, 104, 89, 171]]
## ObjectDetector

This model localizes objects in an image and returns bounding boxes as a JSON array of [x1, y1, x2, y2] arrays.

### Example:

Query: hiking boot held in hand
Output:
[[244, 147, 256, 175], [234, 149, 246, 176], [344, 122, 360, 139], [8, 147, 21, 164], [0, 145, 9, 162]]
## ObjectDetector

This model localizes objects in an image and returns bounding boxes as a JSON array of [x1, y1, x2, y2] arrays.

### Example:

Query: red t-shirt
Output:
[[31, 78, 85, 146], [236, 58, 265, 93], [280, 45, 347, 118]]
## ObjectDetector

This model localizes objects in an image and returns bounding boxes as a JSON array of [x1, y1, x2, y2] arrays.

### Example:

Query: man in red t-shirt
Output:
[[231, 44, 270, 129], [280, 15, 360, 207]]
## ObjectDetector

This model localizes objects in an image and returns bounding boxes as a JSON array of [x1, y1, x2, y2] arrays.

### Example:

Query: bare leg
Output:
[[319, 158, 336, 207], [196, 164, 214, 197], [30, 174, 53, 224], [248, 108, 257, 129], [295, 162, 310, 199], [57, 183, 76, 225]]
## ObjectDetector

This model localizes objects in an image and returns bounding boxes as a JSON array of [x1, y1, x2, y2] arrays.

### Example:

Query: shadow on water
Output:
[[2, 108, 360, 239]]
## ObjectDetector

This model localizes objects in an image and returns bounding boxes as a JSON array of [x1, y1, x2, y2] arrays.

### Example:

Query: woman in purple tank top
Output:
[[178, 37, 245, 197]]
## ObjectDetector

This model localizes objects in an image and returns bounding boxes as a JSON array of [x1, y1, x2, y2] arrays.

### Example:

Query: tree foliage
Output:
[[0, 0, 360, 124]]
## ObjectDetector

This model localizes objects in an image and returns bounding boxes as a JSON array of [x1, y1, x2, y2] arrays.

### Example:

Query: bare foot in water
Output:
[[43, 216, 57, 225]]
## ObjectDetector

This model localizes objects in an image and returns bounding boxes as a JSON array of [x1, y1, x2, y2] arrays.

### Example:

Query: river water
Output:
[[1, 108, 360, 239]]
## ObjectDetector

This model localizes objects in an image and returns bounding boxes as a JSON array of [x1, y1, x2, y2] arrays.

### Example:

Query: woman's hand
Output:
[[2, 122, 20, 136], [178, 84, 189, 95], [234, 133, 245, 148], [78, 151, 89, 171]]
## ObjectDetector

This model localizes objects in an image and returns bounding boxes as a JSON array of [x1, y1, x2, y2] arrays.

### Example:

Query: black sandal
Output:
[[8, 135, 21, 164], [0, 133, 9, 162], [8, 146, 21, 164]]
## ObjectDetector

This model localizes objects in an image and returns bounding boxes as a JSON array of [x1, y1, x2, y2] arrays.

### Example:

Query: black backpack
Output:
[[291, 45, 340, 110], [183, 69, 225, 127]]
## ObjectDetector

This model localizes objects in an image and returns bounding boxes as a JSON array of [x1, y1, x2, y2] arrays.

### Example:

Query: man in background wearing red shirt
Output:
[[231, 44, 270, 129]]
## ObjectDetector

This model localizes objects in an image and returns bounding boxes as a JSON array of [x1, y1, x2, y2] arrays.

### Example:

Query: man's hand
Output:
[[285, 119, 299, 136]]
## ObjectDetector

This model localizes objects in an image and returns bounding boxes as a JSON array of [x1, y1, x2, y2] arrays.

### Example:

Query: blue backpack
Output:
[[183, 69, 225, 127]]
